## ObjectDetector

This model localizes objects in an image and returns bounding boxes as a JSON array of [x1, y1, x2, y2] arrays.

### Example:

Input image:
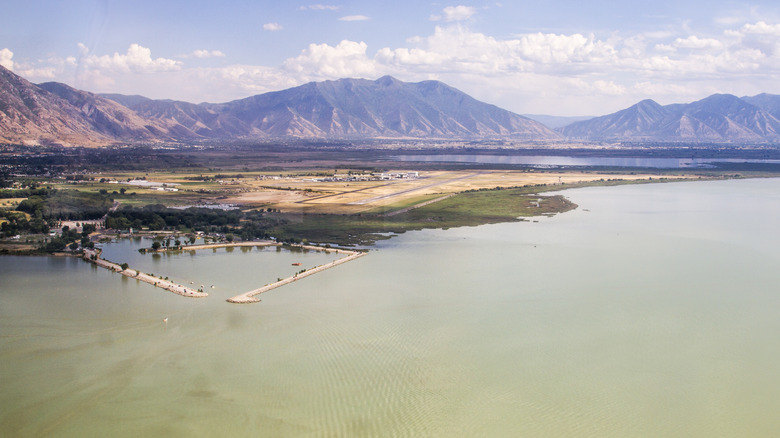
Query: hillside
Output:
[[0, 66, 561, 145], [560, 94, 780, 142]]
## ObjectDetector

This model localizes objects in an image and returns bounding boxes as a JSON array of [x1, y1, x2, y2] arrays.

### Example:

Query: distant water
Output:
[[391, 153, 780, 168], [2, 178, 780, 437]]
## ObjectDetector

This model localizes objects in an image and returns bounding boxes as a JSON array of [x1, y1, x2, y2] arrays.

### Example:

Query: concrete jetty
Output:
[[227, 250, 366, 304], [82, 241, 364, 303], [83, 249, 208, 298]]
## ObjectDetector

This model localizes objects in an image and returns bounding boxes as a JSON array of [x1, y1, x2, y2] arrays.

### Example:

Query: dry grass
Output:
[[241, 170, 682, 214], [0, 198, 25, 208], [85, 169, 692, 214]]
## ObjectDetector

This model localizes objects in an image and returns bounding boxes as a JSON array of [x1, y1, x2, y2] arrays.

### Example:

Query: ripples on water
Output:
[[2, 178, 780, 436]]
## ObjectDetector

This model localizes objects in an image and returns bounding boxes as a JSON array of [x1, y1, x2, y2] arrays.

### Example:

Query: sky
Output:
[[3, 0, 780, 116]]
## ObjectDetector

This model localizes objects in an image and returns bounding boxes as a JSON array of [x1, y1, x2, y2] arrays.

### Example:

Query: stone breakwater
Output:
[[227, 250, 366, 304], [82, 242, 365, 303], [83, 249, 208, 298]]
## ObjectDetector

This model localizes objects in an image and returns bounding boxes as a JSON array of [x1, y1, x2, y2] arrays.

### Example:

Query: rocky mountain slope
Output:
[[0, 65, 558, 145], [560, 93, 780, 142]]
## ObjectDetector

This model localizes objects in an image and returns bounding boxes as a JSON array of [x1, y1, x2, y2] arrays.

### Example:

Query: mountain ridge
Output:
[[4, 64, 780, 146], [0, 65, 558, 145], [559, 93, 780, 142]]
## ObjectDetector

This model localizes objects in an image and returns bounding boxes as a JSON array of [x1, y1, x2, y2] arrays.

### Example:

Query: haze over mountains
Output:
[[2, 64, 780, 146]]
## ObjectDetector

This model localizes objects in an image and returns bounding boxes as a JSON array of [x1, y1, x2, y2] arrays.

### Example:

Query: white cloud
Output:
[[185, 49, 226, 58], [299, 4, 341, 11], [77, 43, 181, 73], [655, 36, 724, 52], [0, 48, 13, 69], [263, 23, 283, 31], [13, 19, 780, 115], [283, 40, 378, 80], [431, 6, 477, 22], [740, 21, 780, 35], [672, 36, 724, 50], [339, 15, 370, 21]]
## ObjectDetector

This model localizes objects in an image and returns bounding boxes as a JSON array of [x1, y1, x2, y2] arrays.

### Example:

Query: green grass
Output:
[[361, 193, 449, 215], [269, 188, 576, 245]]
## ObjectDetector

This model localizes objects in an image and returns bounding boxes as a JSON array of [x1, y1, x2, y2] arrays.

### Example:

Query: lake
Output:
[[2, 178, 780, 437], [390, 153, 780, 168]]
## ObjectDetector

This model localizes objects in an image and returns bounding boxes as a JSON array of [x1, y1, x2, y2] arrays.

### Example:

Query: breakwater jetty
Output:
[[172, 241, 365, 303], [83, 241, 365, 303], [83, 249, 208, 298], [227, 250, 366, 303]]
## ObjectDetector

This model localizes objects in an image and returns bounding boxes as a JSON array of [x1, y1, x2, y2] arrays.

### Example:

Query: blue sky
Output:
[[3, 1, 780, 115]]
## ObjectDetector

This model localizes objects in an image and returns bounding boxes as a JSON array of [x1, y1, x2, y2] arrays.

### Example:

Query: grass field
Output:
[[264, 188, 577, 245]]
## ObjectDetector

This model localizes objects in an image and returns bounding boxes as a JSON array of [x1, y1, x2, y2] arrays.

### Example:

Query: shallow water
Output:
[[2, 178, 780, 437]]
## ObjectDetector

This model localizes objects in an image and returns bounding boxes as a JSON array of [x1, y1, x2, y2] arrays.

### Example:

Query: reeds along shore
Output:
[[82, 242, 365, 302]]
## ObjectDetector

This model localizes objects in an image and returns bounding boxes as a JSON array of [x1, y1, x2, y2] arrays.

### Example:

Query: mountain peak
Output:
[[561, 93, 780, 142], [374, 75, 402, 87], [1, 68, 559, 144], [635, 99, 661, 108]]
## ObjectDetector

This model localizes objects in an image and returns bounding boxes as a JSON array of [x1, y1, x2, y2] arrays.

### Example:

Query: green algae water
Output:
[[3, 178, 780, 437]]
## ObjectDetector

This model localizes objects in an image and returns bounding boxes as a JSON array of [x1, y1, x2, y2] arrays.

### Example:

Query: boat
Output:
[[292, 262, 302, 266]]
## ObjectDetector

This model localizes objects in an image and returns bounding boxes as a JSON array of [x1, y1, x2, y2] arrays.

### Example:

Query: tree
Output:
[[151, 241, 161, 251], [120, 263, 129, 271], [82, 223, 96, 236]]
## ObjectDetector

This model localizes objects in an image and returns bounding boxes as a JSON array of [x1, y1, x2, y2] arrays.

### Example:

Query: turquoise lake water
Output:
[[2, 178, 780, 437]]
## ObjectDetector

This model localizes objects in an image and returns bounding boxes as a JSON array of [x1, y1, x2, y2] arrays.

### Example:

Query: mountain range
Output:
[[3, 63, 780, 146], [0, 65, 557, 146], [559, 93, 780, 142]]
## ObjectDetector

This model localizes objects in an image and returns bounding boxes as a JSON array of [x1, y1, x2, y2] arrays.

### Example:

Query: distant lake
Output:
[[391, 153, 780, 168], [3, 178, 780, 436]]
